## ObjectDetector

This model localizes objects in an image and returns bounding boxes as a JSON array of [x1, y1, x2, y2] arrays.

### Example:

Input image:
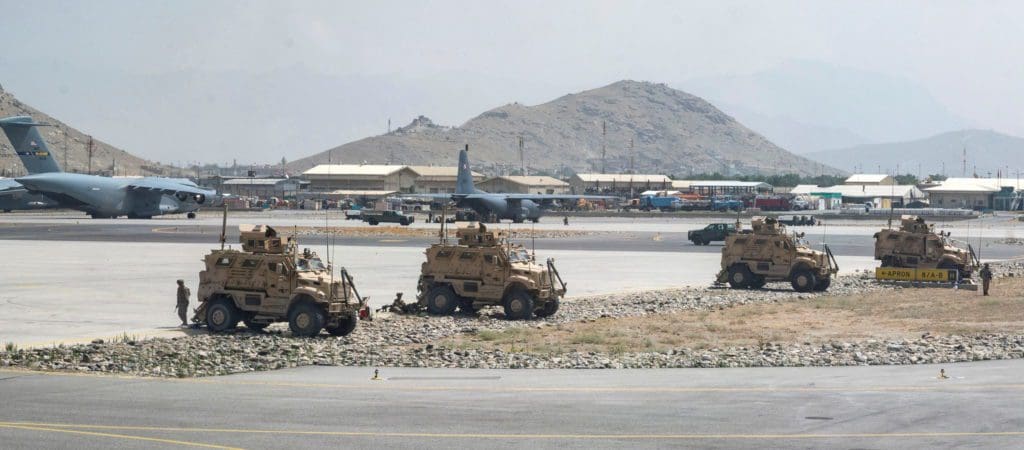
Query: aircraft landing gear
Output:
[[187, 212, 196, 219]]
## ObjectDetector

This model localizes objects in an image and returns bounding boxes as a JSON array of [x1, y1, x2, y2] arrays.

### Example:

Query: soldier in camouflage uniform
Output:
[[176, 279, 191, 326]]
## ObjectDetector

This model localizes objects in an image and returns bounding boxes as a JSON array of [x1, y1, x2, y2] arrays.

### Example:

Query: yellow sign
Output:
[[876, 268, 915, 281], [875, 268, 955, 282]]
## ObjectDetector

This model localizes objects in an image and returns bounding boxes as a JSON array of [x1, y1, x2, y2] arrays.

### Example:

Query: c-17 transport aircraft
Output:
[[0, 116, 217, 219], [412, 145, 615, 223]]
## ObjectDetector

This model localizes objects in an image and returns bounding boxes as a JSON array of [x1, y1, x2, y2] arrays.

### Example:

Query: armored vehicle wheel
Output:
[[727, 265, 753, 289], [748, 275, 767, 290], [206, 297, 240, 332], [327, 315, 358, 337], [790, 269, 818, 292], [458, 297, 479, 315], [535, 297, 560, 318], [243, 318, 268, 332], [289, 302, 325, 337], [813, 277, 831, 292], [502, 289, 534, 320], [425, 285, 459, 315]]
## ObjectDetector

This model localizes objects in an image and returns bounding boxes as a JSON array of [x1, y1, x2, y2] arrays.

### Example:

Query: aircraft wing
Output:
[[0, 179, 27, 196], [126, 178, 216, 197]]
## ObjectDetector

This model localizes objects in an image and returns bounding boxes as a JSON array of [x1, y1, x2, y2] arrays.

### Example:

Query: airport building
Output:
[[303, 164, 419, 193], [791, 184, 925, 208], [844, 174, 896, 186], [478, 176, 570, 195], [570, 173, 671, 195], [924, 178, 1024, 210], [219, 178, 308, 198], [406, 166, 484, 193], [682, 180, 773, 196]]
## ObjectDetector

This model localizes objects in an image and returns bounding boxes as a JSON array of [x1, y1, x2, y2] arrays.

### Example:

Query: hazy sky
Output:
[[0, 0, 1021, 164]]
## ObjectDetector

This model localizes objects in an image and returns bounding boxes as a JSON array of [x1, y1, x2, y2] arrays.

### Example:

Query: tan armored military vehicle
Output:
[[416, 222, 566, 320], [716, 217, 839, 292], [194, 224, 367, 337], [874, 215, 978, 278]]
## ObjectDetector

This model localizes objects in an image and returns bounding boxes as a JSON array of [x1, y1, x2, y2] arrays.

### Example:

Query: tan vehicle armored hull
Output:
[[717, 217, 839, 292], [416, 223, 566, 320], [194, 224, 367, 337], [874, 215, 978, 278]]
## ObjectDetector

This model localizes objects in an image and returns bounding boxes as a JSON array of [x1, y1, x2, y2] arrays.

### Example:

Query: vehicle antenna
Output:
[[439, 202, 447, 244], [326, 149, 334, 289], [531, 220, 536, 261], [219, 203, 227, 250]]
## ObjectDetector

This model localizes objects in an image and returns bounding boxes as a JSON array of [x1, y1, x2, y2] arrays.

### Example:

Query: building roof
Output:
[[670, 180, 693, 189], [223, 178, 293, 186], [845, 174, 893, 184], [303, 164, 408, 176], [925, 177, 1023, 193], [487, 175, 568, 187], [407, 166, 483, 179], [688, 180, 772, 189], [574, 173, 671, 184], [326, 190, 398, 196], [792, 184, 924, 198]]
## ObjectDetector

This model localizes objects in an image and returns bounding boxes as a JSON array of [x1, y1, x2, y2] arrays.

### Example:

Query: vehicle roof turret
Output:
[[898, 215, 933, 234], [455, 222, 506, 247], [238, 224, 293, 254], [749, 217, 785, 235]]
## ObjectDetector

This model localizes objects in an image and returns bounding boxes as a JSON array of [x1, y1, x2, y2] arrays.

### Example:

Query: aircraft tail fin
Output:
[[0, 116, 61, 174], [456, 144, 476, 194]]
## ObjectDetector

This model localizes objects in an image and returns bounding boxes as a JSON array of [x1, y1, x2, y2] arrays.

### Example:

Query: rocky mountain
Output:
[[287, 81, 842, 177], [805, 129, 1024, 177], [0, 87, 167, 177]]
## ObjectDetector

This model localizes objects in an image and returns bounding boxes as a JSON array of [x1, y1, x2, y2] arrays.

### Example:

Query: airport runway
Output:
[[2, 360, 1023, 449]]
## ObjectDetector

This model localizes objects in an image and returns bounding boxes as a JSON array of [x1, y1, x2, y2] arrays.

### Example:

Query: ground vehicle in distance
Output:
[[777, 215, 816, 226], [873, 215, 979, 278], [710, 197, 744, 212], [717, 217, 838, 292], [416, 222, 566, 320], [194, 224, 368, 336], [361, 209, 415, 226], [688, 222, 736, 245], [639, 194, 682, 211], [344, 209, 362, 220], [791, 198, 810, 210], [753, 196, 791, 211]]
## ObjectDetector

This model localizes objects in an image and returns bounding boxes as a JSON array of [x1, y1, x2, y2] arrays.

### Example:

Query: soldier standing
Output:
[[980, 263, 993, 296], [176, 279, 191, 326], [563, 216, 569, 226]]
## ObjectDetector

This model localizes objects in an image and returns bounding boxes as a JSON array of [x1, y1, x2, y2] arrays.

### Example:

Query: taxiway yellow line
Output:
[[1, 421, 1022, 441], [0, 423, 241, 449]]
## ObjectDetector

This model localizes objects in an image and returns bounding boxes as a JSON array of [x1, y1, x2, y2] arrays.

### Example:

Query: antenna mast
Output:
[[600, 120, 607, 174]]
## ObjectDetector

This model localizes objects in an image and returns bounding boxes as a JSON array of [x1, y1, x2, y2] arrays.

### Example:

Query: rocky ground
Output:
[[2, 263, 1022, 378]]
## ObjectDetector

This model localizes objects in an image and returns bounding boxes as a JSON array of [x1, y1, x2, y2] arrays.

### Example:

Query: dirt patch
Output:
[[442, 277, 1024, 355]]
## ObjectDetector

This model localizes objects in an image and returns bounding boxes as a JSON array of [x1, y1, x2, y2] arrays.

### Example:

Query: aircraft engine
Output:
[[193, 194, 206, 204], [175, 192, 189, 202]]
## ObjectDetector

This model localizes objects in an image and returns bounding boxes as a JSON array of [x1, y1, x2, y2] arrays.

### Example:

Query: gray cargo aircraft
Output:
[[0, 116, 216, 219], [413, 145, 614, 222], [0, 117, 61, 212]]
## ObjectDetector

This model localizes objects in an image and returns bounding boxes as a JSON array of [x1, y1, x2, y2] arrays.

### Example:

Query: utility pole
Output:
[[962, 146, 967, 177], [600, 120, 607, 174], [87, 136, 94, 175], [628, 138, 634, 174], [518, 136, 524, 176]]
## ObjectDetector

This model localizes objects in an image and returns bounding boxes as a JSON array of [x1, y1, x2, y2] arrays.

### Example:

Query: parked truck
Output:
[[639, 194, 682, 211], [360, 210, 415, 226]]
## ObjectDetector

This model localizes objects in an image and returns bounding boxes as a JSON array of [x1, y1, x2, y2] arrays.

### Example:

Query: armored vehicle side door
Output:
[[476, 248, 506, 298], [452, 249, 482, 294], [262, 261, 293, 314], [771, 238, 794, 275]]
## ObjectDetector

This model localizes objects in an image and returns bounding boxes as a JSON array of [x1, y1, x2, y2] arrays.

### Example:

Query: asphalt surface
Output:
[[2, 360, 1023, 449]]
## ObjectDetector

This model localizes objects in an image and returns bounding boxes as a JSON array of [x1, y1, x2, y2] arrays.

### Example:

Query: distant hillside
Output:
[[0, 87, 168, 177], [287, 80, 842, 177], [682, 60, 969, 148], [805, 130, 1024, 177]]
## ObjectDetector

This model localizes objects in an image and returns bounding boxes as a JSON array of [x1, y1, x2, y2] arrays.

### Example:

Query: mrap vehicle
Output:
[[416, 222, 566, 320], [195, 224, 368, 336], [874, 215, 978, 279], [717, 217, 838, 292]]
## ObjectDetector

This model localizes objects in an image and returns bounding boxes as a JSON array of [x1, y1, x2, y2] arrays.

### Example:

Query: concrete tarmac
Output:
[[1, 359, 1023, 449]]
